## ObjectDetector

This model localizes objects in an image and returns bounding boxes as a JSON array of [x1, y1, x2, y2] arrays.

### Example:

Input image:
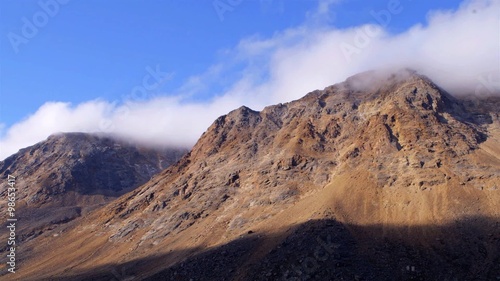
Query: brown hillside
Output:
[[5, 70, 499, 281], [0, 132, 186, 247]]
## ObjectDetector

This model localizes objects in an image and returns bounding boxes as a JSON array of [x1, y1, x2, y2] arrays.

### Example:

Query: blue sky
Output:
[[0, 0, 464, 126], [0, 0, 498, 159]]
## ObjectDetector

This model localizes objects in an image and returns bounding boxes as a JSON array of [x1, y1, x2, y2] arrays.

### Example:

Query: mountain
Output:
[[5, 70, 500, 280], [0, 132, 187, 244]]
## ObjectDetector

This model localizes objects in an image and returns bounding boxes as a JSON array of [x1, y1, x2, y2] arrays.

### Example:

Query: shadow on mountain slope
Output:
[[49, 216, 500, 281]]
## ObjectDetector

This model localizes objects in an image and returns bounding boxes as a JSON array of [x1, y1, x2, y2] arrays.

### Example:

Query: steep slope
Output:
[[0, 132, 187, 244], [8, 70, 500, 280]]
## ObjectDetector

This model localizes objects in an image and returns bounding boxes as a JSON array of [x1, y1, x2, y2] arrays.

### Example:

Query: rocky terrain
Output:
[[0, 132, 186, 245], [2, 70, 499, 280]]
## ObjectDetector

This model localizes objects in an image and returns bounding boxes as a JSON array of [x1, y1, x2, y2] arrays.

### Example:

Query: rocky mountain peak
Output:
[[6, 70, 500, 281], [0, 132, 186, 244], [1, 132, 185, 199], [97, 70, 497, 242]]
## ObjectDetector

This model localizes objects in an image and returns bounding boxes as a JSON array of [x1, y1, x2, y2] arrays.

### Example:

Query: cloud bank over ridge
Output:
[[1, 0, 499, 160]]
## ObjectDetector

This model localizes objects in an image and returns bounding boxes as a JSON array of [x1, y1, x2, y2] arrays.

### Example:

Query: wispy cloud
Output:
[[1, 0, 498, 160]]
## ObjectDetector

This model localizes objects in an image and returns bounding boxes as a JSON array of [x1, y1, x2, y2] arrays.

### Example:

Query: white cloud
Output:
[[1, 0, 499, 160], [0, 101, 114, 159]]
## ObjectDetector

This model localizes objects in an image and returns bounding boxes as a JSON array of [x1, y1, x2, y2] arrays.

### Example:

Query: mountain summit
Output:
[[5, 70, 500, 280], [0, 132, 186, 243]]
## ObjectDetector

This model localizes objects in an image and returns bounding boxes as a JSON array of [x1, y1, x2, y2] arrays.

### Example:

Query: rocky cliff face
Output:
[[6, 70, 500, 280], [99, 70, 499, 241], [0, 132, 187, 243]]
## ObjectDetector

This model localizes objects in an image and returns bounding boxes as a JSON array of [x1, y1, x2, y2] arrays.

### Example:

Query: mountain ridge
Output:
[[0, 132, 187, 246], [4, 70, 500, 280]]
